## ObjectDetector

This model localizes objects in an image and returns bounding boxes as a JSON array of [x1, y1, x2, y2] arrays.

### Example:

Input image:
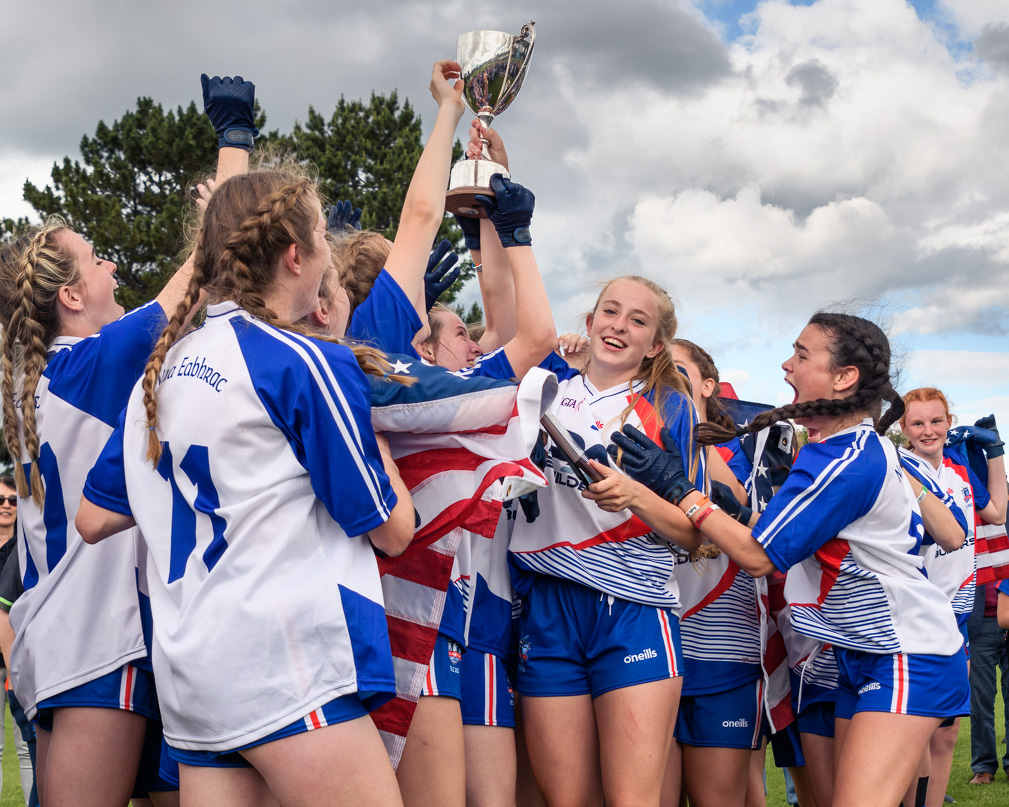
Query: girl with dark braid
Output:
[[610, 311, 969, 807]]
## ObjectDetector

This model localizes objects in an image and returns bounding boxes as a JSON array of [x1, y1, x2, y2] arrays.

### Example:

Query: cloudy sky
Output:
[[2, 0, 1008, 430]]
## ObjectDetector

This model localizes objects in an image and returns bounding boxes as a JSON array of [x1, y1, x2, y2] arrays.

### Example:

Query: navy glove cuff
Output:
[[221, 128, 256, 151]]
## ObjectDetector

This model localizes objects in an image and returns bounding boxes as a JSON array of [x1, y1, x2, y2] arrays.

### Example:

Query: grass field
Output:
[[0, 686, 1001, 805], [762, 687, 1009, 805]]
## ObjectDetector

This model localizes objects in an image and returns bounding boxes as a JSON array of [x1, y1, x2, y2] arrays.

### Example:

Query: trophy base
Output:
[[446, 159, 510, 218]]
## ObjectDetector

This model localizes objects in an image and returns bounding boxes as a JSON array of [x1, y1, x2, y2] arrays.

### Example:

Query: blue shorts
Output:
[[797, 700, 835, 738], [167, 693, 368, 769], [764, 719, 805, 768], [461, 649, 515, 727], [675, 677, 763, 749], [516, 576, 683, 699], [420, 633, 463, 700], [134, 718, 178, 796], [834, 648, 969, 721], [36, 663, 157, 729]]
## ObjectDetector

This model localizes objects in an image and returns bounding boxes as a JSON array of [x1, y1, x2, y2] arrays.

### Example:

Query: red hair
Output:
[[900, 387, 954, 431]]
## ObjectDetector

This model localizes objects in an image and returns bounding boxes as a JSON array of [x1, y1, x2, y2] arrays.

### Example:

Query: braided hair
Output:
[[0, 218, 79, 506], [142, 170, 405, 466], [331, 230, 391, 315], [697, 312, 903, 445]]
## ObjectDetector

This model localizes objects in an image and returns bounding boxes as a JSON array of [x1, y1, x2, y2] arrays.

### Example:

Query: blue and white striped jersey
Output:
[[900, 447, 983, 617], [753, 420, 962, 656], [509, 370, 703, 609]]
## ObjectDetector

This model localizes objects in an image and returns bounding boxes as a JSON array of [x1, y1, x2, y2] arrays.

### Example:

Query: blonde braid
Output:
[[142, 264, 205, 466], [0, 222, 77, 506]]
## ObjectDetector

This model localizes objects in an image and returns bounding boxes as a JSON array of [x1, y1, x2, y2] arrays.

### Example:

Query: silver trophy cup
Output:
[[446, 21, 536, 218]]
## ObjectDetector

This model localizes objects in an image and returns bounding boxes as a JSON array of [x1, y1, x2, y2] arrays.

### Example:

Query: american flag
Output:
[[366, 357, 554, 766], [721, 389, 796, 732], [947, 426, 1009, 585]]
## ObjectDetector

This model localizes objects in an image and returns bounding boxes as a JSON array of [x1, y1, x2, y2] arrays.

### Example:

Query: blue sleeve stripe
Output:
[[757, 430, 870, 547], [249, 323, 391, 521]]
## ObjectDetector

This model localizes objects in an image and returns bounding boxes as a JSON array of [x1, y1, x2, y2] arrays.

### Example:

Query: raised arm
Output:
[[384, 60, 465, 321], [972, 417, 1007, 525], [474, 176, 557, 379], [154, 74, 256, 317]]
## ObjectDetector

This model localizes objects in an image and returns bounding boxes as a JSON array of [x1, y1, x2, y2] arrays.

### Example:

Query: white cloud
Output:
[[935, 1, 1009, 36]]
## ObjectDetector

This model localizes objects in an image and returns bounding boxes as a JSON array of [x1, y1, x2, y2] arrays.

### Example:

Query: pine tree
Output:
[[21, 97, 224, 310]]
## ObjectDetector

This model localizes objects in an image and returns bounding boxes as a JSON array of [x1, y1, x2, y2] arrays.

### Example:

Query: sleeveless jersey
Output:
[[752, 420, 962, 656], [899, 447, 984, 616], [84, 303, 398, 751], [509, 370, 703, 609], [9, 302, 166, 718]]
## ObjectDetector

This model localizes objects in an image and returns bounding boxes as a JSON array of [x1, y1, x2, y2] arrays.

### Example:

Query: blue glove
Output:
[[327, 200, 363, 234], [454, 214, 482, 252], [474, 174, 534, 248], [201, 74, 259, 151], [973, 415, 1004, 459], [424, 240, 461, 312], [607, 425, 697, 504], [710, 480, 752, 525]]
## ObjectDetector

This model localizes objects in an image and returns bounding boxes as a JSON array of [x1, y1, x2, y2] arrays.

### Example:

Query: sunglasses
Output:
[[0, 496, 17, 506]]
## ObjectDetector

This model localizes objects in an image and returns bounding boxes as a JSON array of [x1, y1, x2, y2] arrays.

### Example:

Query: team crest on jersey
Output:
[[448, 643, 462, 668], [961, 485, 973, 506]]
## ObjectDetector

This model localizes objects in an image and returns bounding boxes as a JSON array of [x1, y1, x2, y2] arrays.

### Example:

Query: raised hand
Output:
[[327, 200, 363, 235], [201, 74, 258, 151], [971, 414, 1005, 458], [466, 120, 510, 169], [429, 59, 465, 112], [475, 175, 534, 248], [424, 240, 462, 311]]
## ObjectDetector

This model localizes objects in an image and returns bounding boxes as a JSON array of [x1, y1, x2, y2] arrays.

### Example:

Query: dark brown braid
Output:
[[697, 312, 903, 445]]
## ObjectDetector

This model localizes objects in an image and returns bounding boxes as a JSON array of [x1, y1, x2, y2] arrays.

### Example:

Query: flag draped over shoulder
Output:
[[366, 357, 556, 765], [947, 426, 1009, 585], [722, 391, 796, 732]]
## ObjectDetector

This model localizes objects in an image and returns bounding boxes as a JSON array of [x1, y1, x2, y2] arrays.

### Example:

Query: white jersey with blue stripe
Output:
[[899, 448, 978, 616], [509, 371, 702, 609], [675, 551, 762, 695], [9, 302, 166, 717], [85, 303, 398, 752], [752, 420, 962, 656]]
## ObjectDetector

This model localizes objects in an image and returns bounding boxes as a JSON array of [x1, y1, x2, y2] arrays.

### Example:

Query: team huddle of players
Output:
[[0, 63, 1006, 807]]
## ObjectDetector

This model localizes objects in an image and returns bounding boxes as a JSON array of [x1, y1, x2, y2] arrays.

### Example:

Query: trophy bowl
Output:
[[446, 21, 536, 218]]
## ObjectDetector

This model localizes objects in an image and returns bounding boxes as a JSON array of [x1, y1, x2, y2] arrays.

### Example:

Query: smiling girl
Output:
[[898, 388, 1006, 807], [507, 275, 702, 806]]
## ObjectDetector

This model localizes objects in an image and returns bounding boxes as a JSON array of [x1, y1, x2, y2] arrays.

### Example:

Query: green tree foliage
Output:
[[21, 97, 227, 310], [278, 93, 463, 243], [13, 91, 479, 313]]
